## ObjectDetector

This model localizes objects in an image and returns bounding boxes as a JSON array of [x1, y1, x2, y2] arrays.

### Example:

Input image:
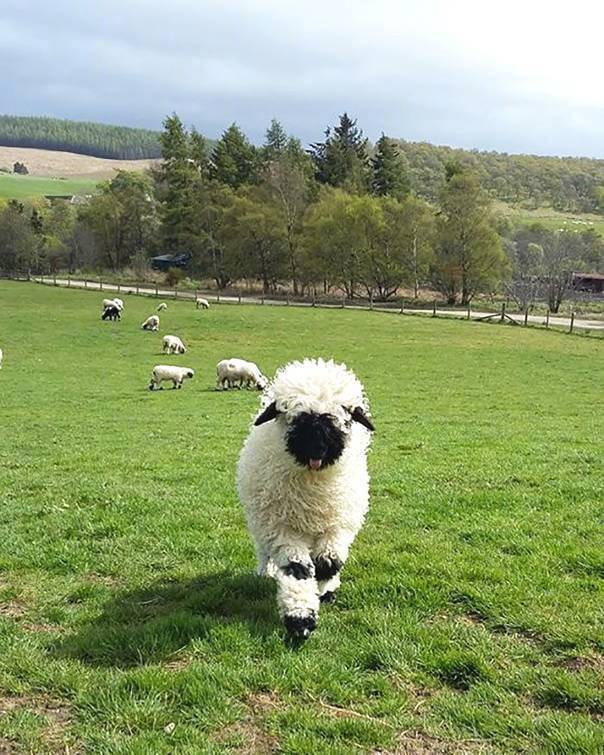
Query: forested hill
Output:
[[0, 115, 162, 160], [397, 140, 604, 213]]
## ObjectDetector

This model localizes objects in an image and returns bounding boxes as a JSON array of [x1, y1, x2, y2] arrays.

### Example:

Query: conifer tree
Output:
[[309, 113, 370, 193], [210, 124, 258, 188], [372, 134, 410, 200]]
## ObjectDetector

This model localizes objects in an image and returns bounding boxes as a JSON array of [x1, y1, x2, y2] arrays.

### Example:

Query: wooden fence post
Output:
[[136, 284, 139, 295], [174, 287, 178, 299], [312, 292, 316, 307], [99, 279, 103, 291], [155, 284, 158, 298], [117, 282, 120, 294], [369, 292, 374, 310], [524, 309, 529, 326], [68, 275, 71, 287], [342, 295, 346, 309], [467, 303, 471, 320], [261, 295, 265, 305], [286, 293, 290, 306], [400, 299, 404, 314], [500, 301, 506, 323], [238, 291, 242, 304], [545, 310, 550, 329], [217, 292, 220, 304], [53, 274, 57, 286], [569, 312, 575, 334], [84, 279, 88, 289], [432, 300, 437, 317]]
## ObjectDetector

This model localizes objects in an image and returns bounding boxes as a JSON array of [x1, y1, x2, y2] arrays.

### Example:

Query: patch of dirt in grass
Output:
[[85, 573, 121, 588], [555, 654, 604, 673], [378, 729, 492, 753], [0, 601, 26, 618], [213, 692, 280, 754], [0, 694, 74, 751]]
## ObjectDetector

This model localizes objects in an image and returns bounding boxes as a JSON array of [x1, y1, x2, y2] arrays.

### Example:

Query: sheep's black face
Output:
[[286, 412, 346, 471]]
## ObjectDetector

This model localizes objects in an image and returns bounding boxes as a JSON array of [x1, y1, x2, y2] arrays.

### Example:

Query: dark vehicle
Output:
[[151, 253, 191, 272]]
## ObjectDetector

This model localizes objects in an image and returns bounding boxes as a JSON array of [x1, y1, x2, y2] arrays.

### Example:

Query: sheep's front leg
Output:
[[313, 529, 356, 603], [270, 539, 320, 639]]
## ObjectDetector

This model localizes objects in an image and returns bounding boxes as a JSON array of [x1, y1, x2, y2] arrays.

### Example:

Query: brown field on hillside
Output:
[[0, 146, 159, 179]]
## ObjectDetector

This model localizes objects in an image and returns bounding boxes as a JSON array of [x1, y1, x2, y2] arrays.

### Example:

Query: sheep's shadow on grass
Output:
[[52, 571, 279, 668]]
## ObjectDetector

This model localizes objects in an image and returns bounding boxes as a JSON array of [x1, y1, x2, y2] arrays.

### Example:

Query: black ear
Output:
[[254, 401, 280, 426], [350, 406, 375, 431]]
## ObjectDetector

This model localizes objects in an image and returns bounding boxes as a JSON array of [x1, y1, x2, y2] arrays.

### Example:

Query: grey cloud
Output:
[[1, 1, 603, 156]]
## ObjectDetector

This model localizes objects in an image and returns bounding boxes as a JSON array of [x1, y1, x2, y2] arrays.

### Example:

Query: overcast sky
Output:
[[1, 0, 603, 157]]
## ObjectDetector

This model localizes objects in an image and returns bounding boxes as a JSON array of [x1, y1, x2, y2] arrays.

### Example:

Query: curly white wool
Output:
[[216, 358, 268, 390], [157, 302, 168, 312], [149, 364, 194, 390], [237, 358, 373, 635], [162, 335, 186, 354], [196, 297, 210, 309], [141, 315, 160, 331]]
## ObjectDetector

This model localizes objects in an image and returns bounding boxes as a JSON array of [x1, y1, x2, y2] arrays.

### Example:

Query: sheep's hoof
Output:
[[284, 561, 312, 580], [284, 613, 317, 640], [313, 554, 343, 581], [320, 590, 337, 605]]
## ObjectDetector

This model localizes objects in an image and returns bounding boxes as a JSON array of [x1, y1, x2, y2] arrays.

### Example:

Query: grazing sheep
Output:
[[196, 297, 210, 310], [101, 305, 121, 321], [113, 297, 124, 310], [0, 347, 3, 369], [216, 358, 268, 391], [141, 315, 160, 331], [148, 365, 194, 390], [237, 358, 375, 640], [162, 335, 186, 354], [157, 302, 168, 312]]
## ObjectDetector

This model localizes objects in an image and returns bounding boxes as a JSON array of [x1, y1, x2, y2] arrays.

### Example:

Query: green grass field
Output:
[[496, 202, 604, 237], [0, 282, 602, 754], [0, 174, 99, 200]]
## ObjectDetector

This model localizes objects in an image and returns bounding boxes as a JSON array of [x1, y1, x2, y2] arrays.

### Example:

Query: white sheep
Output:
[[0, 347, 3, 369], [148, 365, 194, 390], [196, 297, 210, 310], [157, 302, 168, 312], [237, 358, 375, 639], [141, 315, 160, 331], [102, 297, 123, 311], [162, 335, 186, 354], [216, 358, 268, 391]]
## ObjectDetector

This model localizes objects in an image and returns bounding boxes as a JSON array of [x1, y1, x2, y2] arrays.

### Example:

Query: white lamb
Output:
[[113, 297, 124, 310], [141, 315, 160, 331], [216, 358, 268, 391], [196, 297, 210, 309], [157, 302, 168, 312], [162, 335, 186, 354], [148, 365, 194, 390], [237, 358, 375, 640]]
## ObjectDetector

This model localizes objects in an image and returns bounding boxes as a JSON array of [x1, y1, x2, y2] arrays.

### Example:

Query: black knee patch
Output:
[[284, 613, 317, 639], [313, 554, 343, 581], [284, 561, 312, 580], [320, 590, 337, 604]]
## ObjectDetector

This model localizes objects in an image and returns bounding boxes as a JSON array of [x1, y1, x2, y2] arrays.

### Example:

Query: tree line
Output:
[[0, 115, 162, 160], [0, 113, 602, 312]]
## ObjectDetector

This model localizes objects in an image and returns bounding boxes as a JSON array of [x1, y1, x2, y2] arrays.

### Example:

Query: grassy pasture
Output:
[[0, 282, 602, 754], [0, 174, 99, 200]]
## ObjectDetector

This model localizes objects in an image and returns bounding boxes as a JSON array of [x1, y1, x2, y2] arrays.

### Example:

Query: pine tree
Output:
[[372, 135, 410, 200], [309, 113, 370, 193], [263, 119, 288, 162], [210, 124, 258, 189]]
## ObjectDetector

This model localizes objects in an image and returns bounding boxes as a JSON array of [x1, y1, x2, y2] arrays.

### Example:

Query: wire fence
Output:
[[4, 273, 603, 335]]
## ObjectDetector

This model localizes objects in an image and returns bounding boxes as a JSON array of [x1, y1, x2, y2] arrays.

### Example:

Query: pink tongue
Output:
[[309, 458, 322, 470]]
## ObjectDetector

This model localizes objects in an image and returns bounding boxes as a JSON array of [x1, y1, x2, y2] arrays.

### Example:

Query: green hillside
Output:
[[0, 114, 161, 160], [0, 173, 99, 199]]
